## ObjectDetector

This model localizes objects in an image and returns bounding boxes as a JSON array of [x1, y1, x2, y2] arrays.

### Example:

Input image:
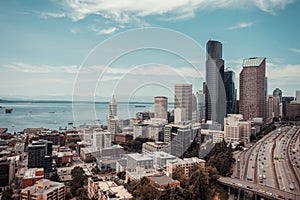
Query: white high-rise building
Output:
[[93, 131, 112, 150], [196, 90, 206, 122], [154, 96, 168, 120], [224, 114, 251, 144], [174, 84, 192, 122], [109, 95, 117, 119]]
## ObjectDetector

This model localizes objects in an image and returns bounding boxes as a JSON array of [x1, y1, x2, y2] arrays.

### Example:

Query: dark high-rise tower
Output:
[[205, 40, 226, 125], [224, 69, 237, 114]]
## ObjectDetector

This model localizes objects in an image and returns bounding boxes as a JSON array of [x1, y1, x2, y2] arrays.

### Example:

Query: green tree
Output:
[[1, 188, 13, 200], [49, 173, 60, 182], [76, 188, 89, 200], [70, 167, 86, 196]]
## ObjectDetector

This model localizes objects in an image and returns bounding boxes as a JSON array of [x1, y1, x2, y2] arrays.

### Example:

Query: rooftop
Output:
[[149, 175, 180, 185], [243, 57, 265, 67]]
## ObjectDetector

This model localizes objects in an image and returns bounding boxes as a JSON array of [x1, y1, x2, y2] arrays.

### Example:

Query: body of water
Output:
[[0, 101, 172, 132]]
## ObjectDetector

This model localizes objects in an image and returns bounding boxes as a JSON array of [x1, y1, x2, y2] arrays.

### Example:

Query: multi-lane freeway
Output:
[[229, 124, 300, 199]]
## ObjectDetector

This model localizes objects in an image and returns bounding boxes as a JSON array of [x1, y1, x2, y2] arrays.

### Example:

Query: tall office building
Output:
[[174, 84, 192, 122], [154, 96, 168, 120], [273, 88, 282, 118], [273, 88, 282, 102], [28, 140, 53, 178], [205, 40, 226, 125], [195, 89, 206, 122], [192, 94, 198, 122], [224, 69, 237, 115], [0, 158, 15, 193], [282, 97, 295, 117], [267, 95, 274, 124], [109, 95, 117, 119], [239, 57, 267, 123], [296, 90, 300, 103]]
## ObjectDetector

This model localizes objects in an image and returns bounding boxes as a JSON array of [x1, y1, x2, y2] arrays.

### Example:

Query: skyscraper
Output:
[[174, 84, 192, 122], [239, 57, 267, 123], [205, 40, 226, 125], [109, 95, 117, 119], [154, 96, 168, 120], [296, 90, 300, 103], [272, 88, 282, 119], [268, 95, 274, 124], [195, 89, 206, 122], [224, 69, 237, 115], [273, 88, 282, 102]]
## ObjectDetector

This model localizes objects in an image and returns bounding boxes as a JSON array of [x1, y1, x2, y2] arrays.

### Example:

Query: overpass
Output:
[[218, 177, 299, 200]]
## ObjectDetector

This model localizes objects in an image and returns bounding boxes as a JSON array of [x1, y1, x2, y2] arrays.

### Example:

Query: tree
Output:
[[1, 188, 13, 200], [117, 171, 126, 180], [76, 188, 89, 200], [70, 167, 86, 196], [49, 173, 60, 182]]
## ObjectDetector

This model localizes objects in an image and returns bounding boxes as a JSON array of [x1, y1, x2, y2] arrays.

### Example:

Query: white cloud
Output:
[[4, 62, 79, 74], [267, 64, 300, 79], [84, 64, 203, 78], [38, 12, 66, 19], [288, 48, 300, 54], [44, 0, 294, 24], [70, 27, 80, 34], [227, 22, 254, 30], [97, 27, 118, 35]]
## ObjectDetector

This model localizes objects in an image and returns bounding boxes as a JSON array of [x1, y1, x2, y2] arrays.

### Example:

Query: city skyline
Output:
[[0, 0, 299, 101]]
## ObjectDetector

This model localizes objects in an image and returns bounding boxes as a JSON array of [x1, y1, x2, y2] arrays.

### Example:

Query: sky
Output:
[[0, 0, 299, 102]]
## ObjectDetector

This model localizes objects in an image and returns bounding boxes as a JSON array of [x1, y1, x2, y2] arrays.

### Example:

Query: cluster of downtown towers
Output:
[[173, 40, 267, 126]]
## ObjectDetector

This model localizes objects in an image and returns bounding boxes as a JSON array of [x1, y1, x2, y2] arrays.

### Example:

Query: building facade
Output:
[[174, 84, 192, 122], [224, 69, 237, 115], [239, 57, 267, 124], [20, 179, 65, 200], [154, 96, 168, 120], [205, 40, 225, 125]]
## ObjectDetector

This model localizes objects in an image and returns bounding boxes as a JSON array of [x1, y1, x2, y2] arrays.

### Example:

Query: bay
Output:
[[0, 101, 173, 133]]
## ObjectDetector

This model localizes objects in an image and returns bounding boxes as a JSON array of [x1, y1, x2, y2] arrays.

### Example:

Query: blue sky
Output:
[[0, 0, 299, 101]]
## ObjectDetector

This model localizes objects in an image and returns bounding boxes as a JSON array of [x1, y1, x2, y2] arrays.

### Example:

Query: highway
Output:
[[219, 177, 300, 200], [288, 127, 300, 186], [230, 124, 300, 199], [273, 126, 300, 193]]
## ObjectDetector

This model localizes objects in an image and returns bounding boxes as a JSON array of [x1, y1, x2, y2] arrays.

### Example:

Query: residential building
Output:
[[88, 177, 132, 200], [22, 168, 44, 188], [166, 157, 205, 178], [142, 141, 170, 154], [148, 176, 180, 190], [239, 57, 267, 124], [20, 179, 65, 200]]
